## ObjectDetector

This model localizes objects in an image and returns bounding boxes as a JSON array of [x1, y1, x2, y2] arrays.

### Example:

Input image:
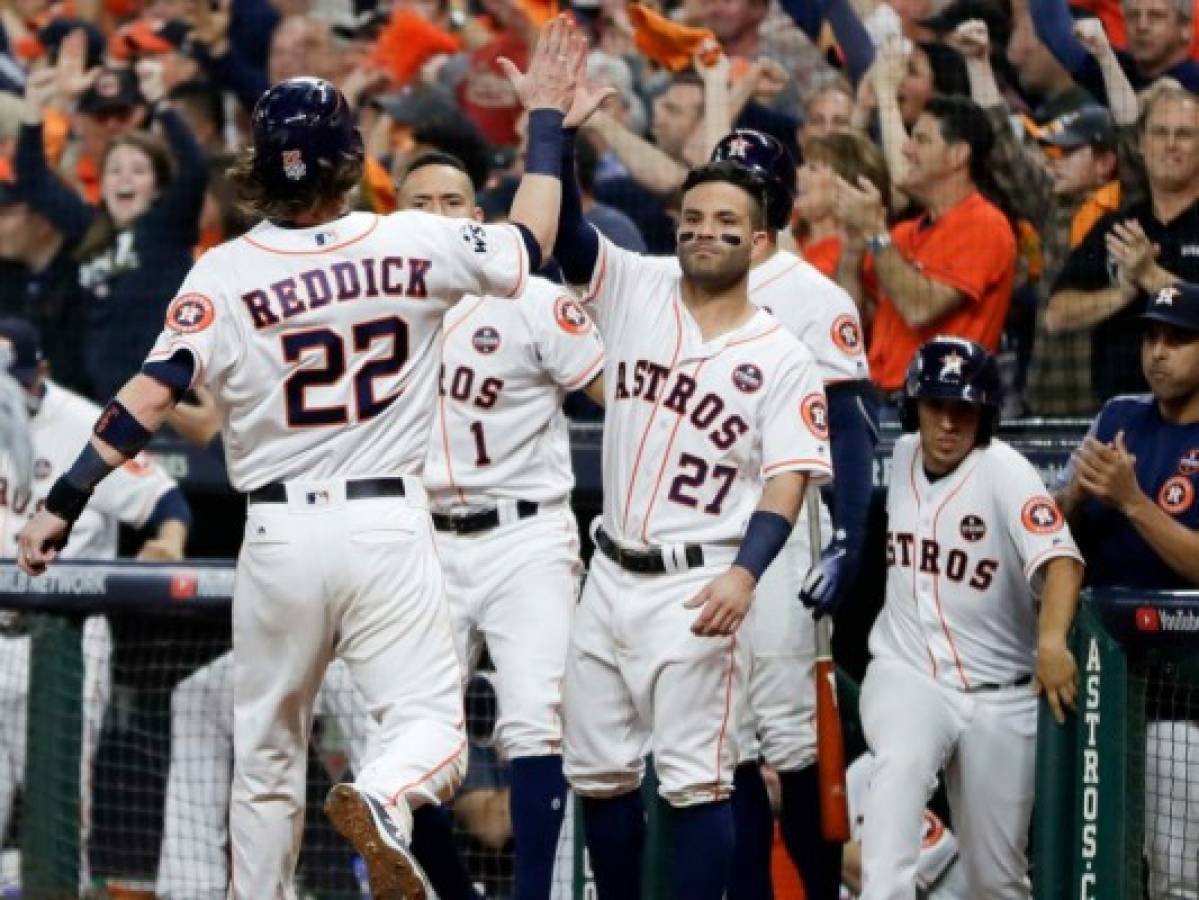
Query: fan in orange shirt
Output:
[[836, 95, 1016, 394]]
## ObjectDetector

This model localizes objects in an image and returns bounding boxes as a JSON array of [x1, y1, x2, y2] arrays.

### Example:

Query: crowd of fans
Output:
[[0, 0, 1194, 424]]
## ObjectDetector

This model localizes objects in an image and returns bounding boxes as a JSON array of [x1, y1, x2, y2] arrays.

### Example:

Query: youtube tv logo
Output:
[[1135, 607, 1161, 632]]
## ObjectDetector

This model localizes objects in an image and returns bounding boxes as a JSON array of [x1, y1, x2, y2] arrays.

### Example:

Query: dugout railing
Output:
[[2, 564, 1196, 898], [1033, 589, 1199, 900]]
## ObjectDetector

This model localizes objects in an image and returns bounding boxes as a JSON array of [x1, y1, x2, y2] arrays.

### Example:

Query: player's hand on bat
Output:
[[1035, 637, 1078, 724], [685, 567, 755, 636], [16, 510, 70, 576], [1074, 431, 1141, 513], [798, 533, 849, 619]]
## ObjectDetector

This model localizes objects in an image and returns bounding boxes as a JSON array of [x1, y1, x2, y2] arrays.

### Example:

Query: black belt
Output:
[[594, 526, 704, 575], [966, 673, 1032, 693], [431, 500, 539, 535], [248, 477, 407, 505]]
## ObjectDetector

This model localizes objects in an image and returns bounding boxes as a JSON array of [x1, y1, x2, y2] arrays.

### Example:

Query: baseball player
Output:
[[552, 117, 833, 897], [702, 129, 877, 900], [14, 27, 589, 897], [398, 150, 604, 900], [841, 753, 967, 900], [1055, 281, 1199, 900], [156, 654, 376, 900], [860, 336, 1083, 900], [0, 317, 191, 891]]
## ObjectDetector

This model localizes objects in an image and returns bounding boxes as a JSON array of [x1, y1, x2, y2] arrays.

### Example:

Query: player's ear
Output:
[[473, 206, 485, 223]]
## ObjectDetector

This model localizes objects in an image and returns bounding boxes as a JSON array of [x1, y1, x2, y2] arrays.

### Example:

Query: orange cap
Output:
[[370, 8, 462, 87]]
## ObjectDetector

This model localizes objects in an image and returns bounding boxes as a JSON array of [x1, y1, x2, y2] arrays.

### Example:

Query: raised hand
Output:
[[1074, 17, 1114, 60], [947, 19, 990, 61], [498, 14, 586, 114]]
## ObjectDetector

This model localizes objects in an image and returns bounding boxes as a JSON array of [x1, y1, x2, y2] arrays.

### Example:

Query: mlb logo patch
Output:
[[282, 149, 307, 181], [732, 363, 763, 393], [473, 326, 501, 354]]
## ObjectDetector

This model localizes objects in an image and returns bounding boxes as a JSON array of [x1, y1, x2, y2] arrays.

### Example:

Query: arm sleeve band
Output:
[[64, 442, 115, 492], [524, 109, 565, 176], [142, 349, 196, 394], [94, 400, 154, 457], [145, 487, 193, 532], [827, 380, 880, 570], [733, 510, 793, 581], [553, 128, 601, 284]]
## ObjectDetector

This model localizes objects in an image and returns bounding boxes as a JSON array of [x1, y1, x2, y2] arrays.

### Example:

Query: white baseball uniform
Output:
[[842, 754, 966, 900], [1145, 720, 1199, 900], [736, 248, 867, 772], [561, 236, 832, 806], [156, 653, 376, 900], [425, 276, 603, 760], [142, 209, 531, 898], [0, 379, 180, 889], [860, 432, 1082, 900]]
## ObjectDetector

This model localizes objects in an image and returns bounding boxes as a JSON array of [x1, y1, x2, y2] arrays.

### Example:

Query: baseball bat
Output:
[[806, 483, 851, 843]]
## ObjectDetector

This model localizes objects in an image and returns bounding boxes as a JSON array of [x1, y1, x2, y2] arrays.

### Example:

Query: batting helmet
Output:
[[899, 336, 1002, 443], [250, 77, 364, 195], [709, 129, 797, 230]]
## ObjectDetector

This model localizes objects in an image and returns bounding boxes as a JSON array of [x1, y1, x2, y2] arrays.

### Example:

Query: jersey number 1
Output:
[[281, 317, 408, 427]]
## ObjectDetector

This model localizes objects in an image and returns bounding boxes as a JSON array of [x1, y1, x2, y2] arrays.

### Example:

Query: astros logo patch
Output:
[[166, 293, 215, 334], [801, 393, 829, 439], [1021, 496, 1064, 534], [830, 314, 863, 355], [554, 296, 590, 335], [732, 363, 763, 393], [1179, 448, 1199, 476], [1159, 475, 1194, 514], [33, 458, 51, 480], [959, 514, 986, 542], [281, 149, 306, 181], [472, 326, 501, 354]]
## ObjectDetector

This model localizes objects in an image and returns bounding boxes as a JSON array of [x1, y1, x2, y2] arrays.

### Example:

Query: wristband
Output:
[[64, 442, 116, 492], [733, 511, 793, 581], [45, 476, 91, 525], [524, 109, 565, 177], [94, 399, 153, 457]]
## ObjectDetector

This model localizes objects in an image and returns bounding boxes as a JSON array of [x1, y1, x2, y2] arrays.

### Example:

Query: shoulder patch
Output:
[[1179, 448, 1199, 476], [801, 392, 829, 439], [830, 314, 864, 356], [1021, 496, 1064, 534], [166, 293, 215, 334], [554, 296, 591, 335], [460, 222, 488, 254], [1159, 476, 1194, 515]]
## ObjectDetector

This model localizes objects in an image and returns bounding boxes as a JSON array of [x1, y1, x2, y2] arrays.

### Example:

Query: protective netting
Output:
[[0, 571, 582, 900]]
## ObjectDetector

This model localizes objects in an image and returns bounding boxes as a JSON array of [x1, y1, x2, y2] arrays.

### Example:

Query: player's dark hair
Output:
[[411, 119, 492, 190], [402, 150, 472, 182], [680, 161, 768, 230], [76, 130, 176, 261], [227, 142, 364, 222]]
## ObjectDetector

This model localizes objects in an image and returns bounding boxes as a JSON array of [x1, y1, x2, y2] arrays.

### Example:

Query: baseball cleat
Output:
[[324, 783, 433, 900]]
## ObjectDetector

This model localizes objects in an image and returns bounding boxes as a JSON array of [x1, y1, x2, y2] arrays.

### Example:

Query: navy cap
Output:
[[1035, 105, 1116, 151], [0, 317, 42, 384], [1141, 282, 1199, 333]]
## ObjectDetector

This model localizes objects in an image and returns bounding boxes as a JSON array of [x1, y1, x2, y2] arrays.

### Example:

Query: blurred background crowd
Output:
[[0, 0, 1195, 425]]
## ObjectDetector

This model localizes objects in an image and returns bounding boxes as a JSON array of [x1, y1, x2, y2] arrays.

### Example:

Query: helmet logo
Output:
[[281, 149, 307, 181], [726, 136, 751, 158], [1155, 285, 1180, 306], [939, 350, 966, 380]]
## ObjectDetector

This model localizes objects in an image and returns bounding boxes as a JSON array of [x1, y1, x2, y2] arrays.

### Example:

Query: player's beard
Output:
[[679, 240, 752, 294]]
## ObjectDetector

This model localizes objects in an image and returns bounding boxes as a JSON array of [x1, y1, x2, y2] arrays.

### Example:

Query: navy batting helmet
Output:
[[250, 77, 364, 194], [900, 336, 1001, 443], [710, 129, 797, 230]]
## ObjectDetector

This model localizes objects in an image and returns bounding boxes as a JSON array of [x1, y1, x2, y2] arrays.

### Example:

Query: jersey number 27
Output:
[[282, 317, 408, 427]]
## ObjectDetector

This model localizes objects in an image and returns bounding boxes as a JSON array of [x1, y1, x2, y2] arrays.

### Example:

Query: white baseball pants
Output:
[[562, 550, 743, 807], [229, 482, 466, 900], [859, 656, 1036, 900], [156, 652, 376, 899], [436, 502, 581, 759], [1146, 720, 1199, 900]]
